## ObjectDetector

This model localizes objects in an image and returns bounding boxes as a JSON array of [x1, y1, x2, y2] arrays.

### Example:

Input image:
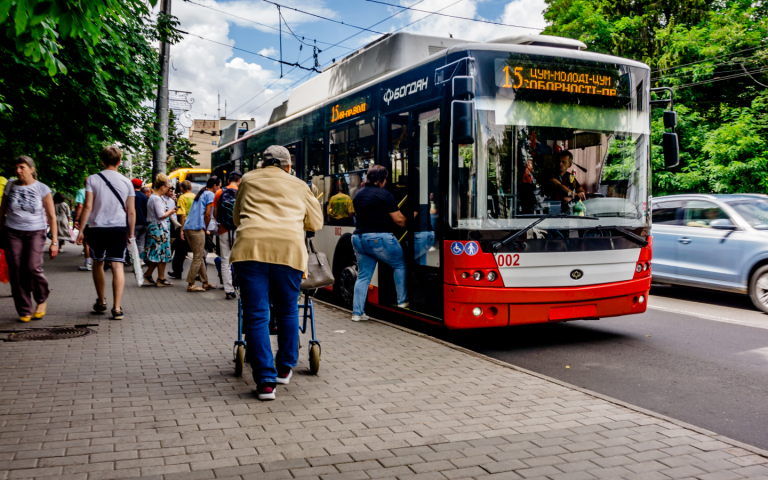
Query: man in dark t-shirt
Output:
[[546, 150, 586, 210], [349, 166, 408, 322]]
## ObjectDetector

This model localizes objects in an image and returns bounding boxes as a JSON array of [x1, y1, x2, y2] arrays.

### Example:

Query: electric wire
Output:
[[366, 0, 543, 32], [178, 30, 321, 72], [261, 0, 385, 35], [391, 0, 464, 34], [669, 66, 768, 89], [652, 43, 767, 73], [651, 55, 766, 81], [181, 0, 356, 51]]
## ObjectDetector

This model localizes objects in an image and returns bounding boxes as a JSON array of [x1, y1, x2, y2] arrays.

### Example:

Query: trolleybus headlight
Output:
[[636, 264, 643, 273], [642, 263, 648, 271], [639, 295, 645, 303], [487, 271, 498, 282], [472, 307, 483, 317], [473, 271, 484, 281], [461, 272, 470, 279]]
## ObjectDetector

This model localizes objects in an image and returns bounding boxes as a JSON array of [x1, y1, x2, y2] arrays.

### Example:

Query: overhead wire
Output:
[[178, 30, 321, 72], [652, 43, 767, 73], [261, 0, 385, 35], [181, 0, 356, 51], [652, 54, 766, 81], [669, 66, 768, 89], [366, 0, 542, 32]]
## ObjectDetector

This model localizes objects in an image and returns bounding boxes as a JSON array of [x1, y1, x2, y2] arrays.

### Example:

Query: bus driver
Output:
[[547, 150, 586, 209]]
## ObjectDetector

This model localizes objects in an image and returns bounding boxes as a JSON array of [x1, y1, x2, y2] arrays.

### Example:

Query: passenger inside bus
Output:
[[327, 181, 355, 226]]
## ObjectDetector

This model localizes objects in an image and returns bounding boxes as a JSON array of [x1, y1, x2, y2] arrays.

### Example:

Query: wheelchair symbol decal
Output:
[[450, 242, 464, 255]]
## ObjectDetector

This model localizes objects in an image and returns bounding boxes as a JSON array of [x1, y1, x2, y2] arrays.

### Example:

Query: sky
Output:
[[168, 0, 549, 131]]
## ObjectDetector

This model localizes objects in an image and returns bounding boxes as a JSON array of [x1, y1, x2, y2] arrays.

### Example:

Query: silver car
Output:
[[651, 194, 768, 312]]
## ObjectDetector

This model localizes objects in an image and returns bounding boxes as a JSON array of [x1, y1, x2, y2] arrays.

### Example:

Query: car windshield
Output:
[[725, 197, 768, 229], [450, 50, 650, 230]]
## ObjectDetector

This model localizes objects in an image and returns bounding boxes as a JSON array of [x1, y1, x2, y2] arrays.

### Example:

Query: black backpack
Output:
[[218, 187, 238, 231]]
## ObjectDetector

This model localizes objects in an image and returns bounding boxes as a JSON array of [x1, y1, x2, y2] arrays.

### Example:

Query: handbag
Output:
[[300, 238, 334, 290]]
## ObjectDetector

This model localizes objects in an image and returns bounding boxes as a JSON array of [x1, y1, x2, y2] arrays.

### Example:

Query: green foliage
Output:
[[0, 0, 156, 77], [543, 0, 768, 195]]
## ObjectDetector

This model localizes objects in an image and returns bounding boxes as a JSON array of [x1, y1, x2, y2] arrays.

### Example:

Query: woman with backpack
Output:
[[213, 171, 241, 299], [182, 176, 221, 292]]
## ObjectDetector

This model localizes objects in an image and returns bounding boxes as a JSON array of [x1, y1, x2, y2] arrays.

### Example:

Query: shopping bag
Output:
[[127, 238, 143, 287]]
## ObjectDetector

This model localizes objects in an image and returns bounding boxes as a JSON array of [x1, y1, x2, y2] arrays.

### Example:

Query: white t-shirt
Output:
[[85, 170, 135, 228], [2, 180, 52, 231]]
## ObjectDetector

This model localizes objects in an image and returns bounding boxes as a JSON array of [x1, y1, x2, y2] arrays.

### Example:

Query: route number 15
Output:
[[497, 254, 520, 267]]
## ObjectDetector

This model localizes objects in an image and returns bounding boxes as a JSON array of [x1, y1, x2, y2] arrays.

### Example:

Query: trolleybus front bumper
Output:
[[443, 277, 651, 329]]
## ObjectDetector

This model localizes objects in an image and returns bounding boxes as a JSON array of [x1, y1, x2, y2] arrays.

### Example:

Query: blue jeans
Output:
[[351, 233, 407, 315], [233, 261, 302, 384]]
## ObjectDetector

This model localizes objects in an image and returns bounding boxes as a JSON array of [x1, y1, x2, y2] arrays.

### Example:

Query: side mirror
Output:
[[662, 132, 679, 168], [452, 100, 475, 145], [663, 110, 677, 129], [710, 219, 737, 230]]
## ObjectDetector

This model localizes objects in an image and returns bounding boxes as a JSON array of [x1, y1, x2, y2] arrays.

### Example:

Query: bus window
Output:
[[414, 109, 440, 268], [330, 117, 376, 174], [326, 173, 363, 226]]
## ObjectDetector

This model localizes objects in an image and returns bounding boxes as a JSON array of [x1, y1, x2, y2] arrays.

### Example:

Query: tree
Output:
[[0, 2, 181, 197], [543, 0, 768, 195]]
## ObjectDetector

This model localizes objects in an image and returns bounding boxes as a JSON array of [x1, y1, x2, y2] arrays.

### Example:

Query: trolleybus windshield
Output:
[[451, 51, 650, 231]]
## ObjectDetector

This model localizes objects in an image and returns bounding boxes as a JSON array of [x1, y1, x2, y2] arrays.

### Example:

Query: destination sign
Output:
[[328, 91, 372, 124], [496, 62, 622, 97]]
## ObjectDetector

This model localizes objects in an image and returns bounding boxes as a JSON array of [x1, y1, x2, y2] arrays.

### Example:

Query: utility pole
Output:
[[152, 0, 172, 183]]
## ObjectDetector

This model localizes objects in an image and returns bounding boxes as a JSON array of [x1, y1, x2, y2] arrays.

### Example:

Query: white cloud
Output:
[[257, 47, 278, 57], [390, 0, 547, 42], [168, 0, 334, 127]]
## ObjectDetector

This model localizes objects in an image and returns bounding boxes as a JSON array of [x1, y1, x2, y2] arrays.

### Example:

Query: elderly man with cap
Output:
[[230, 145, 323, 401], [131, 178, 149, 264]]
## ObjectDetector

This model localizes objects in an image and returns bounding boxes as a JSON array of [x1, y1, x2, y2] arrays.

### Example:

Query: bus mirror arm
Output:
[[492, 214, 599, 252]]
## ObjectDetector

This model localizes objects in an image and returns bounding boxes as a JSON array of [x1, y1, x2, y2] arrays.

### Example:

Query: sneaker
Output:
[[256, 383, 276, 401], [397, 302, 410, 309], [79, 264, 92, 271], [111, 308, 124, 320], [93, 299, 107, 314], [168, 272, 183, 280], [225, 292, 237, 300], [351, 314, 369, 322], [276, 368, 292, 385]]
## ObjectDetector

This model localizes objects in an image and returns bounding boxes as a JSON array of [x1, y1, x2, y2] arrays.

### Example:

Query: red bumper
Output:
[[443, 277, 651, 329]]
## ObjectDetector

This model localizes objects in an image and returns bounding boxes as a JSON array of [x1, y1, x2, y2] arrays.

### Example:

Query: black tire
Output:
[[234, 345, 245, 377], [309, 343, 321, 375], [749, 265, 768, 313], [334, 252, 357, 309]]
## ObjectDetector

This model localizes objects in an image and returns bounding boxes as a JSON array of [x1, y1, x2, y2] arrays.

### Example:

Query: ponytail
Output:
[[194, 176, 221, 202]]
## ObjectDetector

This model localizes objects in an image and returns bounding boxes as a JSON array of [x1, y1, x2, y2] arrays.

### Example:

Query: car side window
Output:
[[682, 201, 730, 228], [652, 201, 684, 225]]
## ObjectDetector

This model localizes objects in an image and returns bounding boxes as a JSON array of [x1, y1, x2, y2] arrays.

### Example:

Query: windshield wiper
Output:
[[588, 226, 648, 247], [492, 214, 599, 252]]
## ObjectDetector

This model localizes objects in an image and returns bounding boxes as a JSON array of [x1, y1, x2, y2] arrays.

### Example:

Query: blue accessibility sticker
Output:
[[450, 242, 464, 255], [464, 241, 479, 256]]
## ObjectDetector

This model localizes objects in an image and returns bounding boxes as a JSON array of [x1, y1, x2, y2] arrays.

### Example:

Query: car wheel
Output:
[[748, 265, 768, 313]]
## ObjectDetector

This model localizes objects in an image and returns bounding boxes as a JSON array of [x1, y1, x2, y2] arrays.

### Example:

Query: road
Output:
[[356, 286, 768, 451]]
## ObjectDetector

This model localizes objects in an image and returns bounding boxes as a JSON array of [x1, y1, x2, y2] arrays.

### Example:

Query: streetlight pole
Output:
[[153, 0, 172, 183]]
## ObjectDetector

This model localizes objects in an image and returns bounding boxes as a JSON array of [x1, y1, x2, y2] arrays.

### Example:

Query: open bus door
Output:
[[382, 104, 444, 319]]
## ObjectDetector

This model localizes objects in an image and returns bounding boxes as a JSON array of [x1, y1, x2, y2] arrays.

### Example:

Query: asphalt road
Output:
[[354, 286, 768, 451]]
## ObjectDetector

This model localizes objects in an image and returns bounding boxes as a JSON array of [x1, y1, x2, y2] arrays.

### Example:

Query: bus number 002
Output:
[[497, 254, 520, 267]]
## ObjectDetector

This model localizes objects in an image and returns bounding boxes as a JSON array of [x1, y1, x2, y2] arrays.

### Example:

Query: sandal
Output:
[[143, 274, 157, 286], [93, 299, 107, 314], [187, 285, 205, 292], [111, 308, 124, 320], [202, 283, 216, 291], [156, 279, 174, 287]]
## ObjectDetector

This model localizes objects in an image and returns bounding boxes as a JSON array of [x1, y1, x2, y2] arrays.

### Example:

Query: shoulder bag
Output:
[[300, 238, 334, 291]]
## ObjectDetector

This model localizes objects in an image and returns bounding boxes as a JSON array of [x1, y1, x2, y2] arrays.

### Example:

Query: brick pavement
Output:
[[1, 249, 767, 480]]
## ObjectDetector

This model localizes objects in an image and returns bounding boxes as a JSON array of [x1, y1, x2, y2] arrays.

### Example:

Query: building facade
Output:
[[188, 119, 256, 169]]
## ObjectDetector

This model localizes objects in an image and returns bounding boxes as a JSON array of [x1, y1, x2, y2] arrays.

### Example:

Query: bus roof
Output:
[[211, 32, 650, 155], [168, 168, 211, 179]]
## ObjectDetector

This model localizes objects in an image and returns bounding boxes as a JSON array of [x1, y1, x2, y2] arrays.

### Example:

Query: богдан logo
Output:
[[383, 77, 429, 105], [570, 269, 584, 280]]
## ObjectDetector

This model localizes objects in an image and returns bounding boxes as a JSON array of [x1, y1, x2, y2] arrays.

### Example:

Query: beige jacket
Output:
[[230, 166, 324, 272]]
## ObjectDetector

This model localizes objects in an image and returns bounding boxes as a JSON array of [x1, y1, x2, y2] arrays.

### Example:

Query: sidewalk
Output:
[[1, 249, 767, 480]]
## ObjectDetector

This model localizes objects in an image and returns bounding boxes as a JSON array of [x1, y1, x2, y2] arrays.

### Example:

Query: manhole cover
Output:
[[7, 327, 94, 342]]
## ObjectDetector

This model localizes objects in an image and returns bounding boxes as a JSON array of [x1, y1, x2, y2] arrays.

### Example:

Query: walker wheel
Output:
[[235, 345, 245, 377], [309, 343, 321, 375]]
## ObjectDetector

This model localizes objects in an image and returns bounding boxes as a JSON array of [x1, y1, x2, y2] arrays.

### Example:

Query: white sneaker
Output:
[[79, 264, 92, 271], [351, 314, 369, 322], [397, 302, 410, 309]]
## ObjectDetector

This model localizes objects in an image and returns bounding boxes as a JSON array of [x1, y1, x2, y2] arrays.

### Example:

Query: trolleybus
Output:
[[212, 32, 675, 329]]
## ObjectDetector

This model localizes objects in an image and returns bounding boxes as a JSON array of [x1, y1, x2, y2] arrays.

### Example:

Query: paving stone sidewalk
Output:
[[1, 249, 767, 480]]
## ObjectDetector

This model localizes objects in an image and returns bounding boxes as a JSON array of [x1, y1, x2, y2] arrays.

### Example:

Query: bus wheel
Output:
[[337, 258, 358, 308]]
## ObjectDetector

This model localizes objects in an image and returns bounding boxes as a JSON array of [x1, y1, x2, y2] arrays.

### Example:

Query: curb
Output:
[[313, 298, 768, 459]]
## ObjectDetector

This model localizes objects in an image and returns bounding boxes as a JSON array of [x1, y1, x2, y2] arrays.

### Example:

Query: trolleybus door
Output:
[[383, 106, 443, 318]]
